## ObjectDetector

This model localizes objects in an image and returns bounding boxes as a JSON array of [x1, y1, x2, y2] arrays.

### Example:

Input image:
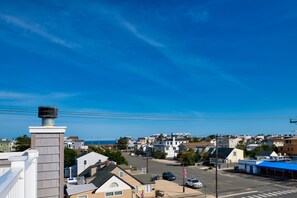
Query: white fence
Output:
[[0, 150, 38, 198]]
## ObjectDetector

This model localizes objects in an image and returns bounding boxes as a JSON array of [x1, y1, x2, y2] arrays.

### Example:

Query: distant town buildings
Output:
[[0, 138, 10, 152]]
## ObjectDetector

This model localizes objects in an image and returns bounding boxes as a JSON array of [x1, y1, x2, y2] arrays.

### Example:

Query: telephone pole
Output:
[[146, 139, 149, 174], [215, 134, 218, 198]]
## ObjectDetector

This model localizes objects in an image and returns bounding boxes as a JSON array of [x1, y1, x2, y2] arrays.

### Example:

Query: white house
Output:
[[76, 152, 108, 176], [217, 137, 241, 148], [153, 135, 188, 159]]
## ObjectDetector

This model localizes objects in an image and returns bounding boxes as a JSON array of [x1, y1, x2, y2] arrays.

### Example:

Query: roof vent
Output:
[[38, 106, 58, 126]]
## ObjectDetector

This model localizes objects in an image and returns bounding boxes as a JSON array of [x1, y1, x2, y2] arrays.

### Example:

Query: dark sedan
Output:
[[162, 172, 176, 181]]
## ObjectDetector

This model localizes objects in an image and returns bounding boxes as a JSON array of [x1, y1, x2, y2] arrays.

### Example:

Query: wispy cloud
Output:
[[120, 19, 164, 48], [0, 91, 78, 106], [0, 13, 76, 48], [185, 9, 209, 23], [0, 91, 33, 99], [113, 14, 251, 91]]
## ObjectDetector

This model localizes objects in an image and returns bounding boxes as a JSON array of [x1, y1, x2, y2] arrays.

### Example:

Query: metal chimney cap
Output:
[[38, 106, 58, 118]]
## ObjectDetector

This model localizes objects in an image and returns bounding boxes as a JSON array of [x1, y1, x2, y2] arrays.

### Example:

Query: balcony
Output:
[[0, 150, 38, 198]]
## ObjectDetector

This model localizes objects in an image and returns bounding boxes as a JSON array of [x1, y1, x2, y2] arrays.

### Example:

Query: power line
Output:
[[0, 107, 294, 121]]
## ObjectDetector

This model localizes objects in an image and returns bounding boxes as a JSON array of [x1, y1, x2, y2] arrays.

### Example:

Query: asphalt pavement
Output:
[[123, 153, 297, 198]]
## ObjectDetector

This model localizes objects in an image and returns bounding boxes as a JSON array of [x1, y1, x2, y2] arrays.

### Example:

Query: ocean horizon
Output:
[[85, 140, 116, 145]]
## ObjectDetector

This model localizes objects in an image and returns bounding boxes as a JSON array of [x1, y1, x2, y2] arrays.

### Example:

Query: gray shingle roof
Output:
[[66, 183, 97, 196], [132, 174, 155, 184], [209, 148, 234, 159], [90, 171, 114, 187], [78, 161, 106, 177], [256, 150, 274, 156]]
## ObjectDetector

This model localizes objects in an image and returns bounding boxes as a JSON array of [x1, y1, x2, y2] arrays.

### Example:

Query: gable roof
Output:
[[78, 161, 106, 177], [77, 151, 108, 160], [66, 183, 97, 196], [90, 171, 134, 189], [133, 174, 155, 184], [255, 150, 275, 157], [209, 148, 234, 159], [90, 171, 114, 187]]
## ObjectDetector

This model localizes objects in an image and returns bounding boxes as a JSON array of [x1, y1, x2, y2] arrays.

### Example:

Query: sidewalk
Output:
[[155, 180, 215, 198]]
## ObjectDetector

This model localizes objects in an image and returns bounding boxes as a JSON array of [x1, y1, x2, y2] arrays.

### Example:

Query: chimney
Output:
[[30, 106, 66, 198]]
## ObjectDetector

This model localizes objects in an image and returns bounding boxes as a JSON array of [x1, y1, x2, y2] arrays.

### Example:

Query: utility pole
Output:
[[215, 134, 218, 198], [183, 161, 185, 193], [146, 139, 149, 174]]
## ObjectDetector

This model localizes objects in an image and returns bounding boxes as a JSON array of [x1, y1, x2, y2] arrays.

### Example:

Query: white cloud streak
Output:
[[120, 19, 164, 48], [0, 91, 78, 107], [0, 13, 76, 48], [114, 15, 251, 91]]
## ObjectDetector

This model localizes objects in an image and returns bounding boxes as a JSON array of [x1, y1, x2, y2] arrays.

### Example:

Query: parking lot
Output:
[[124, 153, 297, 198]]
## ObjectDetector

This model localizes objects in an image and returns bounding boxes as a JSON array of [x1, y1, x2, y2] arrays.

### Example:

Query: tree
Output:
[[189, 137, 201, 142], [151, 150, 167, 159], [117, 137, 128, 150], [156, 134, 165, 141], [88, 145, 128, 165], [105, 150, 128, 165], [249, 145, 274, 159], [196, 151, 210, 162], [64, 147, 77, 167], [177, 148, 195, 166], [14, 135, 31, 151]]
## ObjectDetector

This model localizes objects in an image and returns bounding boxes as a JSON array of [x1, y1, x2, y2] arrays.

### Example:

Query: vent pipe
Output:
[[38, 106, 58, 126]]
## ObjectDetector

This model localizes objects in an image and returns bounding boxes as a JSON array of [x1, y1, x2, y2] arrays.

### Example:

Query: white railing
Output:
[[0, 150, 38, 198]]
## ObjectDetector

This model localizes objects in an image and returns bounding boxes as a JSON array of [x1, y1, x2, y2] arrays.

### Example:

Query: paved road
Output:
[[124, 153, 297, 198]]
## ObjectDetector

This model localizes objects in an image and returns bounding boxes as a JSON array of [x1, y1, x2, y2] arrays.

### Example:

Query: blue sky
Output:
[[1, 0, 297, 140]]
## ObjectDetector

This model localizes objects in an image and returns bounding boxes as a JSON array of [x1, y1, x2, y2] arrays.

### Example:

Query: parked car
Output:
[[186, 178, 203, 188], [162, 172, 176, 181]]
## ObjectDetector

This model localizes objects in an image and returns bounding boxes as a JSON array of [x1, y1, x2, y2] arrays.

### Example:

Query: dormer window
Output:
[[119, 171, 124, 178]]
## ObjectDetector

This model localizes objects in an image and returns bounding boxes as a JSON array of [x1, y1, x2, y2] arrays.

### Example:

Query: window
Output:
[[105, 191, 123, 197], [84, 160, 87, 165], [78, 195, 87, 198], [145, 185, 152, 193], [119, 171, 124, 178], [105, 192, 113, 197], [114, 191, 122, 195], [233, 152, 237, 156]]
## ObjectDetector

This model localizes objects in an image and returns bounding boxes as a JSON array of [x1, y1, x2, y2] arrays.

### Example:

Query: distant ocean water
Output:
[[85, 140, 116, 145]]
